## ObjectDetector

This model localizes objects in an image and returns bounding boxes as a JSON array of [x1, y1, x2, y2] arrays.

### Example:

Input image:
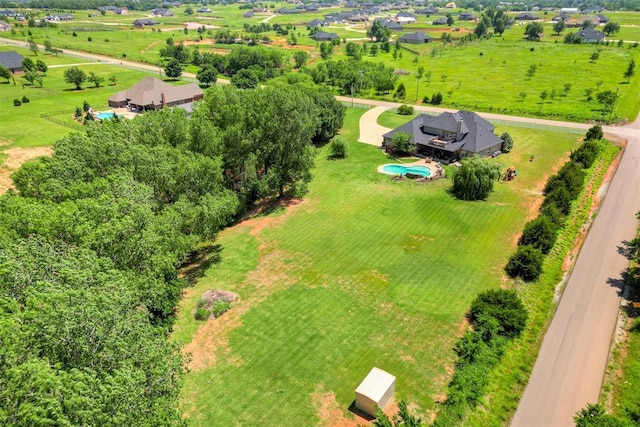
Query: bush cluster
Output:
[[13, 98, 21, 106], [329, 137, 348, 159], [434, 290, 527, 425], [505, 125, 604, 282], [397, 104, 414, 115]]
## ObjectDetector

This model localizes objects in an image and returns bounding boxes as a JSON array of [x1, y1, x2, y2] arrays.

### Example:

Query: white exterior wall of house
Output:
[[355, 367, 396, 417]]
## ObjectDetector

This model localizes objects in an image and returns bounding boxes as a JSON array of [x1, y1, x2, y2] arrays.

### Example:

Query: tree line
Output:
[[0, 83, 344, 425]]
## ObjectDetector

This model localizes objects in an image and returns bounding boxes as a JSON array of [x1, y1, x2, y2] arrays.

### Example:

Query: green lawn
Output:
[[175, 108, 581, 425], [0, 46, 188, 148]]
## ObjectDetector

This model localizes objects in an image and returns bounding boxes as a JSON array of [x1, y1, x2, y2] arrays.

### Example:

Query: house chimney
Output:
[[456, 119, 463, 141], [161, 92, 166, 107]]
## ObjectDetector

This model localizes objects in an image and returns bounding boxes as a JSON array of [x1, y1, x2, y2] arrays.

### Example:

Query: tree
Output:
[[185, 6, 194, 15], [35, 59, 47, 75], [469, 289, 528, 338], [164, 59, 183, 80], [319, 42, 333, 60], [603, 21, 620, 36], [526, 64, 537, 78], [518, 216, 558, 254], [447, 14, 454, 26], [63, 66, 87, 90], [581, 20, 596, 29], [597, 90, 618, 119], [28, 39, 39, 56], [87, 71, 104, 88], [589, 49, 601, 62], [394, 82, 406, 100], [624, 59, 635, 83], [388, 132, 414, 156], [293, 50, 309, 69], [574, 403, 626, 427], [505, 245, 544, 282], [367, 20, 391, 42], [451, 157, 501, 201], [539, 90, 548, 104], [196, 64, 218, 86], [0, 65, 10, 82], [108, 75, 117, 86], [329, 137, 348, 159], [585, 124, 603, 141], [553, 20, 565, 35], [524, 22, 543, 40], [231, 68, 259, 89], [500, 132, 513, 153], [22, 57, 34, 72], [474, 21, 488, 38], [43, 39, 52, 53]]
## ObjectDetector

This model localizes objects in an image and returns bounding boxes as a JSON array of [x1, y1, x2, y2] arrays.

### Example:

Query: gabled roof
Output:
[[515, 12, 539, 20], [432, 17, 448, 24], [133, 18, 160, 26], [0, 51, 23, 69], [312, 30, 339, 40], [108, 77, 203, 107], [399, 31, 432, 42], [597, 14, 609, 22], [383, 110, 501, 154], [578, 27, 605, 40]]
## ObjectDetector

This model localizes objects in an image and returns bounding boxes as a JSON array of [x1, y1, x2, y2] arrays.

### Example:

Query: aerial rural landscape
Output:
[[0, 0, 639, 426]]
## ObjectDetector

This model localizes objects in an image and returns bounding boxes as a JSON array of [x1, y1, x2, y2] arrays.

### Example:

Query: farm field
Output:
[[174, 107, 583, 425]]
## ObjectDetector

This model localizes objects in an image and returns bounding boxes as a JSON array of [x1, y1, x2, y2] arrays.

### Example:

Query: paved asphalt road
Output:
[[3, 37, 640, 425]]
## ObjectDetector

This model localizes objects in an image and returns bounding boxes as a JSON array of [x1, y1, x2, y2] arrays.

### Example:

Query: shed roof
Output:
[[355, 368, 396, 403], [0, 51, 23, 69]]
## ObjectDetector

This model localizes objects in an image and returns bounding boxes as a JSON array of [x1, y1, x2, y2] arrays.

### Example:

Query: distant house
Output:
[[0, 50, 24, 73], [311, 30, 339, 41], [445, 2, 456, 8], [197, 7, 211, 13], [399, 31, 433, 43], [45, 13, 73, 21], [98, 6, 118, 13], [561, 7, 580, 13], [275, 7, 300, 14], [0, 20, 11, 31], [578, 27, 605, 43], [133, 18, 160, 27], [396, 11, 417, 23], [515, 12, 539, 20], [458, 11, 476, 20], [243, 11, 254, 18], [382, 110, 503, 163], [375, 18, 403, 30], [108, 77, 203, 111], [117, 8, 128, 15], [416, 6, 438, 14], [432, 17, 448, 25], [0, 10, 16, 17], [577, 15, 601, 27], [597, 14, 609, 23], [551, 12, 570, 22], [306, 18, 327, 27], [151, 8, 174, 17]]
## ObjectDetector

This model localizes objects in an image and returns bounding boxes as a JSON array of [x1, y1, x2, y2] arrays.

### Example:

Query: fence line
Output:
[[41, 113, 85, 131], [341, 101, 371, 110], [488, 118, 585, 134]]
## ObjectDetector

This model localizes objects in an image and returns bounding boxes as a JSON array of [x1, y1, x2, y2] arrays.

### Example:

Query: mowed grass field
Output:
[[0, 46, 189, 148], [174, 108, 582, 425]]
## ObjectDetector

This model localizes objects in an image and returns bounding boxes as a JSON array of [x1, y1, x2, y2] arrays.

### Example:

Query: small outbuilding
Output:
[[355, 367, 396, 417]]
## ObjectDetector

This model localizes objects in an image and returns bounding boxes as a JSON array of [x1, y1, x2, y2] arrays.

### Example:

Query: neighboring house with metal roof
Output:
[[108, 77, 203, 111], [0, 20, 11, 31], [515, 12, 540, 20], [458, 11, 476, 20], [151, 8, 174, 16], [375, 18, 403, 30], [311, 30, 339, 41], [432, 16, 448, 25], [399, 31, 433, 43], [0, 51, 24, 73], [382, 110, 503, 163]]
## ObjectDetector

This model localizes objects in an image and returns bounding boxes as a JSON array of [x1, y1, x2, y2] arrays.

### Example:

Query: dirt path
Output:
[[141, 40, 161, 54], [0, 147, 53, 195]]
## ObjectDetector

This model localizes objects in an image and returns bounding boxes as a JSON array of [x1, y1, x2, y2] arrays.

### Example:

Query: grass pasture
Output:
[[175, 108, 582, 425]]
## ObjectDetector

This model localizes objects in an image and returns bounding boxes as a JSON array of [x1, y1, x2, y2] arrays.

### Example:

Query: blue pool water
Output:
[[382, 164, 431, 177], [96, 111, 116, 120]]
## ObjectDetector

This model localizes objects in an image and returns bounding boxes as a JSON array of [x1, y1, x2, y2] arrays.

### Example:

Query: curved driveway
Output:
[[3, 37, 640, 424]]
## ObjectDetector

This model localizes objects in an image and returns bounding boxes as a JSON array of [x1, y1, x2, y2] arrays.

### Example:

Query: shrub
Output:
[[571, 140, 601, 168], [542, 186, 573, 216], [544, 161, 585, 199], [505, 245, 544, 282], [194, 307, 210, 321], [212, 300, 231, 317], [329, 137, 348, 159], [87, 36, 92, 42], [430, 92, 443, 105], [388, 131, 414, 156], [13, 98, 21, 106], [585, 124, 603, 141], [21, 95, 29, 103], [451, 157, 501, 201], [469, 289, 528, 338], [518, 215, 559, 254], [397, 104, 414, 115], [500, 132, 513, 153]]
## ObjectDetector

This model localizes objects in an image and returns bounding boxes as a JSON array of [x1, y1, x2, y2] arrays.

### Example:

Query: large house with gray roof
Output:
[[108, 77, 203, 111], [382, 110, 503, 162], [0, 50, 24, 73]]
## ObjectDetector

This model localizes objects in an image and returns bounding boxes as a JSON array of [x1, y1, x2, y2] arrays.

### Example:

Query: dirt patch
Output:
[[183, 200, 307, 371], [312, 385, 400, 427], [0, 147, 53, 195]]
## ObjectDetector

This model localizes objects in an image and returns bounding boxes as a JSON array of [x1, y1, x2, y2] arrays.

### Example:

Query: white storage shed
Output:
[[354, 367, 396, 417]]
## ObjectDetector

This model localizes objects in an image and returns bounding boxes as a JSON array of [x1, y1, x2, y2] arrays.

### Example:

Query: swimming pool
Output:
[[381, 164, 431, 177], [96, 111, 116, 120]]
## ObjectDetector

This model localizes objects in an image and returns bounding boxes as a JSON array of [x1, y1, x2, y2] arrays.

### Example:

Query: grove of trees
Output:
[[0, 83, 344, 424]]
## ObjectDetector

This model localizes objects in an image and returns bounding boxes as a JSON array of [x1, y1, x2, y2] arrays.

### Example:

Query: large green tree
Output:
[[525, 22, 544, 40], [451, 157, 501, 200], [63, 66, 86, 90], [164, 59, 183, 80]]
